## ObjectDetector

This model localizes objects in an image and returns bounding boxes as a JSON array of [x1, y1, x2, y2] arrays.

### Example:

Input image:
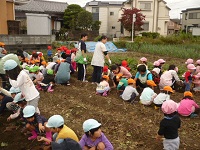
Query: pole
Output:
[[132, 15, 134, 42], [132, 14, 136, 42]]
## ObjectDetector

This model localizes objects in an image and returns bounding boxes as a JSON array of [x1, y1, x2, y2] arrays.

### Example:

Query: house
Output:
[[0, 0, 15, 35], [85, 1, 124, 37], [122, 0, 170, 36], [85, 0, 170, 37], [15, 0, 68, 35], [167, 19, 181, 35], [181, 7, 200, 32]]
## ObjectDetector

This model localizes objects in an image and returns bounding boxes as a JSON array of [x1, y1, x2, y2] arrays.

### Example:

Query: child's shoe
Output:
[[190, 113, 198, 118], [36, 84, 42, 91], [102, 91, 108, 97], [47, 85, 54, 93], [28, 130, 37, 140]]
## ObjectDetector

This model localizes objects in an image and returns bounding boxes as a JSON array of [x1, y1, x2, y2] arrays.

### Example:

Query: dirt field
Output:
[[0, 52, 200, 150]]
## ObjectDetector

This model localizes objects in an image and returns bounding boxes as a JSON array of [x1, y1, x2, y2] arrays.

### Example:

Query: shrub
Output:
[[141, 32, 160, 39], [113, 41, 127, 48]]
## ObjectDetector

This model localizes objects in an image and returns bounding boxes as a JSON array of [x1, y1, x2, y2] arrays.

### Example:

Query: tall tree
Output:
[[63, 4, 84, 30], [77, 10, 93, 30], [119, 8, 145, 32], [91, 21, 101, 31]]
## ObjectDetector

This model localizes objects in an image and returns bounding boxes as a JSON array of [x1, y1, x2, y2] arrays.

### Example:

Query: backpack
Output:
[[151, 70, 160, 84]]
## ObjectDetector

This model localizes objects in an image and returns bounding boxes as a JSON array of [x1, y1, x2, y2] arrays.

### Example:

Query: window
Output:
[[112, 26, 115, 29], [140, 2, 151, 10], [189, 12, 200, 19], [110, 12, 114, 16], [143, 22, 149, 31], [92, 7, 99, 13]]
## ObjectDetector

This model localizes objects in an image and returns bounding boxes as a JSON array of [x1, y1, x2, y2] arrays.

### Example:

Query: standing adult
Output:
[[75, 33, 88, 82], [91, 36, 111, 83]]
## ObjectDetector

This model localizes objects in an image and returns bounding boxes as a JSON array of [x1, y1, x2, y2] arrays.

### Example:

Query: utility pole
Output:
[[131, 0, 136, 42]]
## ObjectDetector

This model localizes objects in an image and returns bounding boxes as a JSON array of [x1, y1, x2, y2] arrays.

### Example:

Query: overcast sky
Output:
[[47, 0, 200, 19]]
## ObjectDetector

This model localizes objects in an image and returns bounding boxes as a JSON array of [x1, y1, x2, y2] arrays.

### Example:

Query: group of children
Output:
[[0, 40, 200, 150]]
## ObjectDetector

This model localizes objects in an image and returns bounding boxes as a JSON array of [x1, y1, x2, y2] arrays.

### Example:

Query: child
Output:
[[193, 72, 200, 92], [184, 64, 196, 91], [195, 59, 200, 74], [153, 86, 174, 109], [156, 100, 180, 150], [79, 119, 114, 150], [71, 48, 77, 71], [140, 80, 157, 105], [135, 65, 153, 88], [23, 105, 51, 141], [177, 91, 199, 118], [40, 69, 55, 92], [33, 66, 44, 90], [121, 78, 139, 102], [96, 75, 110, 96], [47, 46, 53, 62], [38, 115, 79, 144], [111, 64, 132, 87], [152, 61, 161, 77], [121, 60, 131, 71], [0, 91, 13, 114], [157, 59, 166, 75], [4, 59, 40, 110], [116, 73, 128, 92]]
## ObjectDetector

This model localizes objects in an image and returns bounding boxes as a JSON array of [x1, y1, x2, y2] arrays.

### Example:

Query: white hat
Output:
[[46, 115, 64, 128], [9, 87, 21, 94], [4, 59, 18, 70], [23, 105, 35, 118], [83, 119, 101, 132]]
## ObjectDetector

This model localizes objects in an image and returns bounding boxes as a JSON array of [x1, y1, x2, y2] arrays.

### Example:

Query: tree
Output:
[[77, 10, 93, 30], [119, 8, 145, 33], [91, 21, 101, 31], [63, 4, 84, 30]]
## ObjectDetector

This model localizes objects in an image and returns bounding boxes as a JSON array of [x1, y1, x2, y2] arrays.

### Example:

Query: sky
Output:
[[47, 0, 200, 19]]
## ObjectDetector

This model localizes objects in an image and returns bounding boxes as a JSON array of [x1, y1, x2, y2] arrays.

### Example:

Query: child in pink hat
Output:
[[193, 72, 200, 92], [151, 61, 161, 84], [184, 64, 196, 91], [137, 57, 148, 69], [156, 100, 180, 150], [157, 59, 165, 75], [185, 58, 193, 65], [195, 59, 200, 74]]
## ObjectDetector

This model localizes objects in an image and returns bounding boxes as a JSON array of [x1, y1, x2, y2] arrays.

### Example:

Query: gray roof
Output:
[[170, 19, 180, 24], [86, 1, 124, 7], [15, 0, 68, 13], [182, 7, 200, 12]]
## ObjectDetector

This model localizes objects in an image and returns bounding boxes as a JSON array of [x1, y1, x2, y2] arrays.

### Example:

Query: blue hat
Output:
[[9, 87, 21, 94], [83, 119, 101, 132], [4, 59, 18, 70], [23, 105, 35, 118], [46, 115, 64, 128], [13, 93, 25, 103]]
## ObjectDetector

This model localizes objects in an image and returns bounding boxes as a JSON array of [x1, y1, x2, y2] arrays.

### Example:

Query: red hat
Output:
[[66, 50, 71, 55], [71, 48, 77, 53], [57, 48, 62, 51], [38, 52, 43, 57], [121, 60, 128, 67], [103, 66, 108, 72], [47, 46, 52, 50]]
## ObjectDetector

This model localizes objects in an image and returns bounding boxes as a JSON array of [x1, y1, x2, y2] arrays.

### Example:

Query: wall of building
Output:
[[26, 13, 51, 35], [99, 7, 108, 35], [6, 1, 15, 20], [0, 0, 8, 34]]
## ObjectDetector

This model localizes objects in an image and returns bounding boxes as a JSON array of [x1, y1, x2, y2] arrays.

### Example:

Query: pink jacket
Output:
[[118, 66, 132, 79], [178, 98, 199, 116]]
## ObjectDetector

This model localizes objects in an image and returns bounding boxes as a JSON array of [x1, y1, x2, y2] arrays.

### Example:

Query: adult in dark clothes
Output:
[[0, 92, 13, 114]]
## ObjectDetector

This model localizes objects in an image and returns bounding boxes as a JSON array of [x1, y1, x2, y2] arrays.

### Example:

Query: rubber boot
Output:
[[45, 131, 52, 145], [28, 130, 37, 140], [36, 84, 42, 91], [47, 85, 54, 93], [102, 91, 108, 97]]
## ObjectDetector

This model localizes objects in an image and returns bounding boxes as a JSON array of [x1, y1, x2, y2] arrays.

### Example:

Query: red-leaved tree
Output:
[[119, 8, 145, 33]]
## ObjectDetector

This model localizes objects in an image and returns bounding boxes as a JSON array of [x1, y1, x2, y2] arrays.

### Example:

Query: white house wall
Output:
[[99, 7, 108, 35], [26, 13, 51, 35]]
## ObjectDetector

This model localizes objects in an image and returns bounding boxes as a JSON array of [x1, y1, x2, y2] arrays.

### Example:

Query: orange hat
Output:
[[34, 59, 40, 63], [163, 86, 174, 93], [57, 60, 61, 64], [147, 80, 157, 87], [102, 75, 109, 81], [184, 91, 193, 97], [116, 73, 123, 80], [0, 42, 5, 47], [41, 61, 47, 66], [128, 78, 135, 84], [25, 58, 29, 62], [30, 60, 35, 64]]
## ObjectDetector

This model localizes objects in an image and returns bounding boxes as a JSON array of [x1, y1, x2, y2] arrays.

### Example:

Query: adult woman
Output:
[[91, 36, 111, 83]]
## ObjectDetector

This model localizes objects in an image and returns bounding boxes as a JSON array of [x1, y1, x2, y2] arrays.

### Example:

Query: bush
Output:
[[94, 35, 101, 42], [141, 32, 160, 39], [113, 41, 127, 48]]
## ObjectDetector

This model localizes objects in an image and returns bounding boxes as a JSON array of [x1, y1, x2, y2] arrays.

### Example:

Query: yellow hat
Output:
[[184, 91, 193, 97], [116, 73, 123, 81], [146, 80, 157, 87], [102, 75, 109, 81], [30, 60, 35, 64], [163, 86, 174, 93], [34, 59, 40, 63], [128, 78, 135, 84], [41, 61, 47, 66]]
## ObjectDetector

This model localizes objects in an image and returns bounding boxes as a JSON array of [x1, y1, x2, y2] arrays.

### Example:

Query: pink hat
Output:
[[140, 57, 147, 62], [196, 60, 200, 65], [185, 58, 193, 65], [158, 59, 165, 64], [162, 100, 178, 114], [153, 61, 160, 66], [187, 64, 196, 70]]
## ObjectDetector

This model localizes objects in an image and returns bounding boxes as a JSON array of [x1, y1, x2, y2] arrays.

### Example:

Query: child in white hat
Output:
[[79, 119, 113, 150], [156, 100, 180, 150]]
